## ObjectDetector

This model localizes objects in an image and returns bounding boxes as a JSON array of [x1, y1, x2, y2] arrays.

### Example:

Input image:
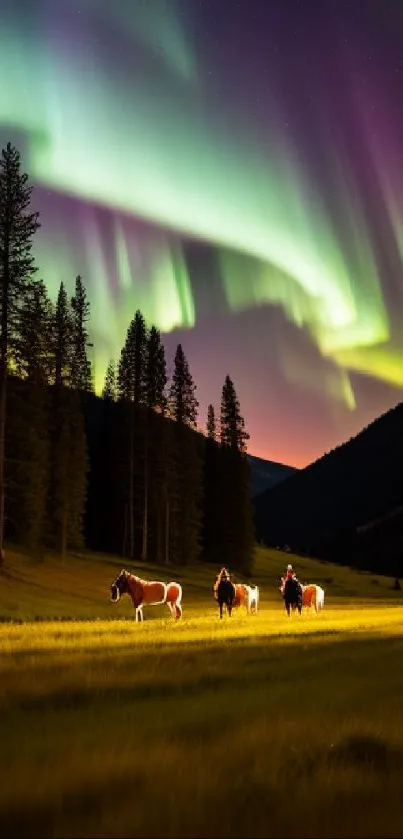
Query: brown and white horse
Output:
[[214, 575, 259, 617], [110, 570, 183, 622], [233, 583, 248, 609], [302, 584, 325, 613], [279, 577, 325, 613], [234, 584, 259, 614]]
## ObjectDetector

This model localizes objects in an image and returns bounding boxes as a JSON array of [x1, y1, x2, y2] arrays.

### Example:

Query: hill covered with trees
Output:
[[254, 399, 403, 577], [0, 143, 255, 573]]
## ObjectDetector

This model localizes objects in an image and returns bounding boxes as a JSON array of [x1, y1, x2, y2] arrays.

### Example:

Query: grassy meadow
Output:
[[1, 546, 403, 838]]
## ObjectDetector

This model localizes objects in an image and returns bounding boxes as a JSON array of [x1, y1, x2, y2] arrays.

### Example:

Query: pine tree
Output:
[[220, 375, 255, 574], [169, 343, 202, 565], [53, 282, 71, 388], [202, 404, 221, 564], [146, 326, 167, 412], [49, 281, 88, 558], [220, 375, 249, 453], [102, 360, 117, 402], [0, 142, 40, 565], [117, 310, 147, 559], [11, 281, 52, 554], [145, 326, 168, 562], [14, 280, 53, 385], [117, 310, 147, 404], [168, 343, 198, 428], [70, 275, 93, 394], [207, 404, 216, 441]]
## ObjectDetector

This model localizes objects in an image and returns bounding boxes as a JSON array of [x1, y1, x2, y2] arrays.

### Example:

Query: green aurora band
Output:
[[1, 1, 402, 402]]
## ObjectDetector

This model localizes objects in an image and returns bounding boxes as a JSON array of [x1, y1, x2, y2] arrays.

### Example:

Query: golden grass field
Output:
[[1, 546, 403, 838]]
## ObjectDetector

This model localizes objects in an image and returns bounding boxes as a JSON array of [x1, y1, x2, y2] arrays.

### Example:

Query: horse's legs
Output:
[[168, 599, 182, 620], [219, 601, 223, 619], [166, 584, 182, 620], [228, 602, 232, 617], [298, 603, 302, 615]]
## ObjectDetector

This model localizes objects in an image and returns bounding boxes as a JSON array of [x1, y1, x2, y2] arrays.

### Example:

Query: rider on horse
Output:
[[281, 563, 295, 590], [213, 567, 231, 600], [283, 569, 303, 615]]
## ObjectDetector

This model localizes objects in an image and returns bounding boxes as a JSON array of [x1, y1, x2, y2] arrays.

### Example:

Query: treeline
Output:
[[0, 143, 255, 573]]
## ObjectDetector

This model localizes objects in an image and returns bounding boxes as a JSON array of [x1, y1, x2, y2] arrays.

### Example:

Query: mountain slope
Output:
[[248, 454, 297, 497], [253, 400, 403, 575]]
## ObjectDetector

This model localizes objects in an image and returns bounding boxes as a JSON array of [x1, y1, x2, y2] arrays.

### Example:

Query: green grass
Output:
[[1, 546, 403, 838]]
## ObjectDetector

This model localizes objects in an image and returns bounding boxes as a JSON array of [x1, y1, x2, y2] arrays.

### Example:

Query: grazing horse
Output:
[[302, 584, 325, 613], [280, 575, 303, 616], [110, 570, 182, 622]]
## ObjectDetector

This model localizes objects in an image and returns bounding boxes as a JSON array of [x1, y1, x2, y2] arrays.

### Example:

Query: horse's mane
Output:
[[126, 572, 145, 585]]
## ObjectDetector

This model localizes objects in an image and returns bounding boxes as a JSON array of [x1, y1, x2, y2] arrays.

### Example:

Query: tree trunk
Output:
[[129, 407, 134, 559], [60, 507, 68, 560], [156, 495, 162, 564], [165, 490, 170, 565], [0, 249, 9, 571], [123, 503, 128, 558], [0, 373, 7, 570], [142, 422, 148, 562]]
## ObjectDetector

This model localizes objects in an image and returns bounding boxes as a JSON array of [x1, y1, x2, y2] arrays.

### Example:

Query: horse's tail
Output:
[[316, 586, 325, 612], [167, 582, 182, 620]]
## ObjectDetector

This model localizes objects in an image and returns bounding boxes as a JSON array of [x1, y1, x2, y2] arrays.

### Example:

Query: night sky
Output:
[[2, 0, 403, 468]]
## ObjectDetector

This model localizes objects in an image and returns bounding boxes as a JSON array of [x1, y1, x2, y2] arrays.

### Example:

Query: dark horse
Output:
[[283, 576, 303, 617], [216, 578, 236, 618]]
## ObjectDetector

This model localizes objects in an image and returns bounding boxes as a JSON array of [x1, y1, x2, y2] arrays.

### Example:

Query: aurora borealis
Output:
[[2, 0, 403, 468]]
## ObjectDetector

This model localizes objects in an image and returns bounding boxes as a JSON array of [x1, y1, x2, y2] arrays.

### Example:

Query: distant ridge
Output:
[[253, 400, 403, 576], [248, 453, 297, 497]]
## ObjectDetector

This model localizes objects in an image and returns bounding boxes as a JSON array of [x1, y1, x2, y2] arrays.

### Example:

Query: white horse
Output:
[[245, 584, 259, 614]]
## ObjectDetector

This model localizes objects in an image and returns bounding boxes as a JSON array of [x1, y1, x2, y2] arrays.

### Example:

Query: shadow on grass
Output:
[[2, 634, 403, 838], [0, 768, 146, 839], [281, 733, 403, 782], [1, 734, 403, 839], [4, 634, 403, 713]]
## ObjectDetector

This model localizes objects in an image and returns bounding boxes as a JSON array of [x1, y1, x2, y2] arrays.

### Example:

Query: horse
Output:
[[214, 580, 259, 618], [234, 583, 259, 614], [280, 575, 303, 616], [215, 577, 236, 618], [279, 577, 325, 615], [233, 583, 249, 609], [302, 583, 325, 613], [110, 570, 183, 622], [245, 584, 259, 614]]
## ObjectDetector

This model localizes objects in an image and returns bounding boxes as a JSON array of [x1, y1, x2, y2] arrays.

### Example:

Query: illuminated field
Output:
[[1, 548, 403, 838]]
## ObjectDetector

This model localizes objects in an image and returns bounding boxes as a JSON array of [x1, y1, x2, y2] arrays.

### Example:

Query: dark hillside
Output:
[[253, 400, 403, 575], [248, 454, 296, 497]]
